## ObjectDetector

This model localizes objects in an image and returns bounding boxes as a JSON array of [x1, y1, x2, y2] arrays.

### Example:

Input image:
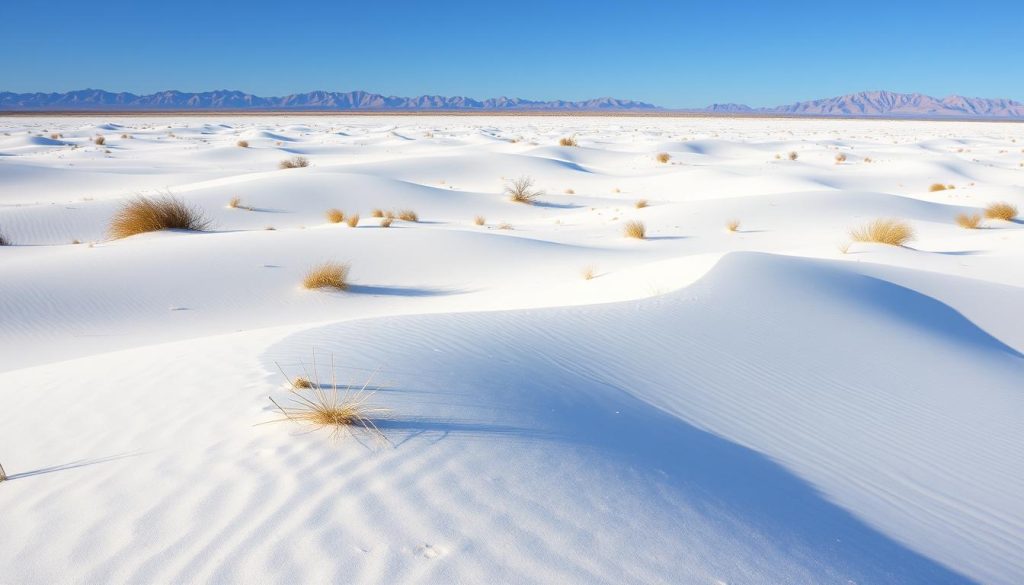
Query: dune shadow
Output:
[[346, 284, 466, 297], [7, 451, 144, 480], [645, 235, 688, 241], [533, 200, 584, 209], [377, 417, 549, 447], [929, 249, 986, 256]]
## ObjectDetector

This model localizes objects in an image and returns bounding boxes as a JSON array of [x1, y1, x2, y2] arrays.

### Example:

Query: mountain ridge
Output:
[[707, 90, 1024, 118]]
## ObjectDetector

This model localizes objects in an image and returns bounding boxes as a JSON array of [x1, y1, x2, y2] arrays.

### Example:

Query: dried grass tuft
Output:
[[635, 199, 648, 209], [623, 220, 646, 239], [474, 215, 486, 226], [302, 261, 350, 290], [559, 136, 578, 147], [380, 217, 393, 228], [929, 183, 948, 192], [397, 209, 418, 222], [325, 208, 345, 223], [726, 219, 740, 232], [955, 213, 982, 229], [94, 136, 105, 145], [371, 209, 384, 218], [506, 176, 542, 204], [984, 201, 1018, 220], [849, 218, 915, 246], [108, 195, 211, 239], [788, 151, 798, 161], [581, 265, 596, 280], [656, 152, 670, 163], [279, 156, 310, 169], [237, 140, 249, 148], [346, 214, 360, 228]]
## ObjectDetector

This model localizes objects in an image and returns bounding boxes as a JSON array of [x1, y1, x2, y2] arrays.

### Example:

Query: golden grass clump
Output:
[[380, 217, 393, 228], [929, 183, 948, 192], [383, 210, 395, 219], [955, 213, 982, 229], [292, 376, 313, 389], [635, 199, 649, 209], [623, 220, 646, 239], [108, 195, 211, 239], [302, 261, 350, 290], [788, 151, 798, 161], [726, 219, 741, 232], [397, 209, 418, 222], [94, 136, 105, 145], [345, 213, 360, 227], [279, 156, 310, 169], [237, 139, 249, 148], [506, 176, 542, 204], [849, 218, 915, 246], [50, 133, 60, 140], [268, 355, 389, 443], [371, 208, 384, 218], [656, 152, 671, 163], [474, 215, 486, 226], [835, 153, 847, 163], [498, 222, 513, 230], [325, 208, 345, 223], [565, 188, 575, 194], [559, 136, 578, 147], [984, 201, 1018, 221], [228, 196, 242, 209], [581, 265, 596, 280]]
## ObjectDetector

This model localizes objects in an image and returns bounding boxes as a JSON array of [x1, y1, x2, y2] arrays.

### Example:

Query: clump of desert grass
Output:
[[397, 209, 418, 222], [788, 151, 799, 161], [635, 199, 649, 209], [559, 136, 578, 147], [302, 261, 350, 290], [268, 354, 389, 444], [228, 196, 243, 209], [984, 201, 1018, 221], [835, 153, 847, 164], [623, 220, 646, 239], [108, 195, 211, 239], [656, 152, 671, 163], [50, 132, 60, 140], [0, 227, 9, 246], [497, 222, 513, 230], [325, 208, 345, 223], [955, 213, 982, 229], [292, 376, 313, 389], [0, 459, 6, 482], [279, 156, 310, 169], [929, 183, 951, 192], [565, 188, 575, 194], [726, 219, 741, 232], [474, 215, 486, 226], [581, 265, 596, 280], [837, 241, 851, 254], [371, 208, 384, 218], [346, 214, 360, 227], [237, 139, 249, 148], [506, 176, 542, 204], [849, 218, 915, 246], [380, 217, 393, 228], [383, 210, 395, 220], [94, 136, 105, 145]]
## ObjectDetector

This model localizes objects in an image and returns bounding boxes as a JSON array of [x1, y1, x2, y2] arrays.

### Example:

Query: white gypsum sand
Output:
[[0, 115, 1022, 585]]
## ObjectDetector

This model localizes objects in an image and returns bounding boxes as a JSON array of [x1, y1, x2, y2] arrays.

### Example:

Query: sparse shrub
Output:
[[726, 219, 740, 232], [371, 208, 384, 218], [474, 215, 486, 226], [835, 153, 847, 163], [121, 133, 129, 139], [559, 136, 578, 147], [955, 213, 982, 229], [346, 213, 360, 227], [984, 201, 1018, 220], [864, 156, 873, 163], [380, 217, 393, 228], [565, 188, 575, 194], [656, 152, 670, 163], [383, 210, 395, 219], [292, 376, 313, 389], [94, 136, 105, 145], [279, 156, 310, 169], [849, 218, 914, 246], [397, 209, 418, 222], [635, 199, 648, 209], [498, 222, 513, 230], [302, 261, 350, 290], [326, 208, 345, 223], [108, 195, 211, 239], [0, 227, 8, 246], [228, 196, 242, 209], [506, 176, 542, 204], [837, 241, 851, 254], [581, 265, 596, 280], [50, 133, 60, 140], [237, 140, 249, 148], [267, 356, 388, 442], [623, 220, 646, 239], [929, 183, 948, 192], [788, 151, 798, 161]]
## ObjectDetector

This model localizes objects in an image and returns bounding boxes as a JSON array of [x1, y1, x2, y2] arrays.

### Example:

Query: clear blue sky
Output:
[[2, 0, 1020, 107]]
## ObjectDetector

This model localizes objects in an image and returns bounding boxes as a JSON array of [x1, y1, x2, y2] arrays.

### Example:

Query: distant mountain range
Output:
[[2, 89, 1023, 118], [0, 89, 656, 111], [705, 90, 1024, 118]]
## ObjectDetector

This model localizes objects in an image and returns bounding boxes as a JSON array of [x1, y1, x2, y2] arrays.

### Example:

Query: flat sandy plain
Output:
[[1, 115, 1022, 584]]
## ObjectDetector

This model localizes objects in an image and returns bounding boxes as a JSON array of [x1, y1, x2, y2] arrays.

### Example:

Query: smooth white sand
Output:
[[0, 116, 1022, 584]]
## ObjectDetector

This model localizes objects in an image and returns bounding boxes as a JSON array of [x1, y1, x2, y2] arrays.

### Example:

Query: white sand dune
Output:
[[1, 115, 1022, 584]]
